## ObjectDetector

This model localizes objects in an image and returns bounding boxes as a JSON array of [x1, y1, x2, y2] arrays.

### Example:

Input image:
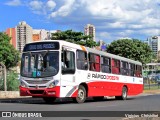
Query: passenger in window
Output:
[[90, 63, 95, 71], [47, 65, 56, 72], [42, 57, 55, 73]]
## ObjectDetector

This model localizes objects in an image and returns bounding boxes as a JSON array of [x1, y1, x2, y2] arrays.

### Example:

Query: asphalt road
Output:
[[0, 94, 160, 120]]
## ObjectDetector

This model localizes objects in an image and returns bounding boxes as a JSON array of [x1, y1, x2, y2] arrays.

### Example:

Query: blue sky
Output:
[[1, 0, 160, 43]]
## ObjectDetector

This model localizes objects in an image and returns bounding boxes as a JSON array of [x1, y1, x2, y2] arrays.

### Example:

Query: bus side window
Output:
[[101, 56, 111, 73], [89, 53, 95, 71], [135, 65, 142, 77], [89, 53, 100, 72], [121, 61, 129, 75], [112, 59, 120, 74], [76, 50, 88, 70], [129, 63, 135, 76], [95, 55, 100, 72], [61, 49, 75, 74]]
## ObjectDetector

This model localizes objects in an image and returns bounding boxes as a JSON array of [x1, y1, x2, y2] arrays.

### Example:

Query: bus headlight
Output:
[[48, 82, 55, 88], [20, 81, 27, 88], [48, 80, 59, 88]]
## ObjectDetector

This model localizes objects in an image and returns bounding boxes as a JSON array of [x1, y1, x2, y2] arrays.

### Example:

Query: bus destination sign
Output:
[[23, 42, 59, 51]]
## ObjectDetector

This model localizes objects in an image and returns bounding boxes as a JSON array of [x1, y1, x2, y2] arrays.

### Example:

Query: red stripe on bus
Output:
[[71, 81, 143, 97]]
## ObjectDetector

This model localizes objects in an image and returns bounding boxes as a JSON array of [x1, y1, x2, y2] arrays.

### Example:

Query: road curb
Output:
[[0, 91, 30, 99], [143, 90, 160, 94]]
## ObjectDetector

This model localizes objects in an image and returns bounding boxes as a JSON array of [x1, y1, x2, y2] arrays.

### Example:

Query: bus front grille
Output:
[[29, 86, 46, 88], [25, 80, 49, 84]]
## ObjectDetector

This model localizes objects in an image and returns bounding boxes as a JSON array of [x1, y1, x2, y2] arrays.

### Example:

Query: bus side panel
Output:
[[127, 84, 143, 95], [70, 82, 122, 97], [87, 81, 123, 97], [86, 81, 143, 97], [70, 81, 143, 97]]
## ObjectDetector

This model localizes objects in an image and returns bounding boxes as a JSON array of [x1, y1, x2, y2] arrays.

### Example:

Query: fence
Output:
[[142, 63, 160, 90], [143, 77, 160, 90]]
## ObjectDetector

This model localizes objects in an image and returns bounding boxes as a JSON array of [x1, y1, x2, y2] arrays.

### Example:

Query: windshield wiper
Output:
[[42, 50, 49, 57], [28, 51, 33, 57]]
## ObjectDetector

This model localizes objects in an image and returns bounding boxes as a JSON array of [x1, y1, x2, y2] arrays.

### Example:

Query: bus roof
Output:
[[25, 40, 142, 65]]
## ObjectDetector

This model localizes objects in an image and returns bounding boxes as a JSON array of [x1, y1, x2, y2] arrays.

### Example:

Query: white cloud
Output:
[[28, 0, 57, 15], [46, 0, 56, 11], [141, 17, 160, 28], [50, 0, 75, 17], [5, 0, 21, 6], [98, 32, 111, 39], [129, 24, 143, 29], [13, 0, 160, 42], [108, 22, 126, 28], [29, 1, 43, 11], [139, 29, 160, 36]]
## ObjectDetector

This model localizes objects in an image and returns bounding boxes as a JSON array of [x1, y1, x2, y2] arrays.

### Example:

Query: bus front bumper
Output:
[[19, 86, 60, 97]]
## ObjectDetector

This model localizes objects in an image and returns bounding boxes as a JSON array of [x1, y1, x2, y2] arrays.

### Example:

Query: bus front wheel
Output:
[[115, 86, 128, 100], [74, 85, 86, 103]]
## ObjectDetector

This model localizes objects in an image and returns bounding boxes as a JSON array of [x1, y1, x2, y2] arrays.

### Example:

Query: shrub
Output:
[[7, 71, 20, 91], [0, 78, 4, 91]]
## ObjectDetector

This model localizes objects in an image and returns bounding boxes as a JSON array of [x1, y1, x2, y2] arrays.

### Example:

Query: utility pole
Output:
[[0, 62, 7, 91]]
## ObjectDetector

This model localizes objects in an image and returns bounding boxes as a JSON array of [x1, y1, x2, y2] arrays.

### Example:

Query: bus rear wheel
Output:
[[115, 86, 128, 100], [43, 97, 56, 103], [74, 85, 86, 103]]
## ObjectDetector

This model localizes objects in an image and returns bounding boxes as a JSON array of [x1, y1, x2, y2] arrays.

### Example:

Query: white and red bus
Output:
[[19, 40, 143, 103]]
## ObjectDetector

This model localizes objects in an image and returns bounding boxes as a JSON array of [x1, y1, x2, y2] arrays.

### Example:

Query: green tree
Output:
[[0, 32, 20, 69], [51, 30, 97, 48], [107, 39, 153, 64]]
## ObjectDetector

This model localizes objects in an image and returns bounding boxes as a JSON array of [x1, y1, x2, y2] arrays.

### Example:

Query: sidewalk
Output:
[[143, 89, 160, 94], [0, 91, 30, 99]]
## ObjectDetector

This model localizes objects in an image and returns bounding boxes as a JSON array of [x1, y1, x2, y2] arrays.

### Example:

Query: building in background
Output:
[[84, 24, 96, 41], [146, 36, 160, 58], [40, 29, 49, 40], [32, 29, 49, 41], [16, 21, 32, 52], [5, 28, 16, 49], [94, 40, 109, 51], [99, 40, 108, 51], [32, 29, 40, 41], [48, 30, 61, 39]]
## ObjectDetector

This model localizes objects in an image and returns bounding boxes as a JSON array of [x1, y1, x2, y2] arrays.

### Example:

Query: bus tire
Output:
[[93, 96, 104, 101], [115, 86, 128, 100], [43, 97, 56, 103], [74, 85, 86, 103]]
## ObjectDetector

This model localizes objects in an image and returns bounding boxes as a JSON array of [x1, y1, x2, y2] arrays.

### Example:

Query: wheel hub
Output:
[[78, 89, 84, 100]]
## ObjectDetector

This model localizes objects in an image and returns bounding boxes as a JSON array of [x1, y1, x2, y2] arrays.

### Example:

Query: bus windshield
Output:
[[21, 51, 59, 78]]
